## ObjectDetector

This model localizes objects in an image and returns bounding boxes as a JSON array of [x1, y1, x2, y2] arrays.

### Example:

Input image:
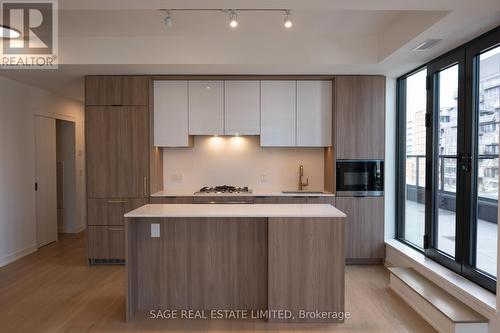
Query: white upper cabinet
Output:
[[154, 79, 332, 147], [260, 81, 297, 146], [153, 80, 191, 147], [188, 80, 224, 135], [224, 81, 260, 135], [296, 80, 332, 146]]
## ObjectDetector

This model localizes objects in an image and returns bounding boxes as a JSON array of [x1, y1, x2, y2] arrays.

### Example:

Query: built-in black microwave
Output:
[[336, 160, 384, 197]]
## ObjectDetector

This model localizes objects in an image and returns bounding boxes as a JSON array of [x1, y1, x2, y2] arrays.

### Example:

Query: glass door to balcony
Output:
[[425, 49, 465, 272], [471, 46, 499, 279], [425, 38, 498, 293], [462, 37, 500, 292], [397, 28, 498, 293]]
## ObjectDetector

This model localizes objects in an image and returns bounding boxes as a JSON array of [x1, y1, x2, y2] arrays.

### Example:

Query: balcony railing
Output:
[[406, 154, 498, 223]]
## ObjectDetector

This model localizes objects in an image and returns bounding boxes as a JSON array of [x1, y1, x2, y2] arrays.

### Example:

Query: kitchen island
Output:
[[124, 204, 346, 322]]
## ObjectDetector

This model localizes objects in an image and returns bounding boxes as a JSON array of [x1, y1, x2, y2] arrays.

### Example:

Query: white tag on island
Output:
[[151, 223, 160, 238]]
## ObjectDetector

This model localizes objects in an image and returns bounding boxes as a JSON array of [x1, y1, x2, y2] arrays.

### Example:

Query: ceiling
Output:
[[1, 0, 499, 101]]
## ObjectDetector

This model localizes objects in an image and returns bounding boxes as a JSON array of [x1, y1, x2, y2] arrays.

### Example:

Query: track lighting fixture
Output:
[[228, 11, 238, 28], [283, 10, 292, 28], [159, 8, 293, 30]]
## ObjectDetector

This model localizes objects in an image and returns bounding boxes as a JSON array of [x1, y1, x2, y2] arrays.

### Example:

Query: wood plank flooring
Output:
[[0, 232, 436, 333]]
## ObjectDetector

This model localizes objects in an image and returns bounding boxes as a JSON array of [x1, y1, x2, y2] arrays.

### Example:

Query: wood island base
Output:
[[125, 204, 346, 323]]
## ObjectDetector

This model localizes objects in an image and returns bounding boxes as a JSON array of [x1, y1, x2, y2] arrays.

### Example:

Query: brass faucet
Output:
[[299, 165, 309, 190]]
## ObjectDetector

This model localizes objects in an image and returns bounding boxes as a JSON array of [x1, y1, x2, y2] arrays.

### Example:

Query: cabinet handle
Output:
[[143, 176, 147, 196], [107, 227, 125, 231], [107, 200, 127, 203]]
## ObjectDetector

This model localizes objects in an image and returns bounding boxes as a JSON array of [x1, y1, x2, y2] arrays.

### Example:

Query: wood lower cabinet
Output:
[[335, 196, 384, 263], [88, 226, 126, 261], [151, 196, 335, 205], [307, 196, 336, 204], [254, 196, 335, 205], [87, 198, 147, 262], [192, 196, 255, 204], [268, 217, 344, 322], [150, 197, 193, 204], [87, 199, 148, 226]]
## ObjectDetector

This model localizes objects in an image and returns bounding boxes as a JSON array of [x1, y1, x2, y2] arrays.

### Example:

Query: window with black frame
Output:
[[397, 27, 499, 293], [397, 68, 427, 249], [466, 40, 499, 286]]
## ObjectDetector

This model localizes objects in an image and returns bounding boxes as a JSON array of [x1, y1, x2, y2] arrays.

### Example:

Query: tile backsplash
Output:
[[163, 136, 325, 191]]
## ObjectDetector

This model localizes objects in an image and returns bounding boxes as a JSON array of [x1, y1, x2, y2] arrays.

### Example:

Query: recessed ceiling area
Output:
[[1, 0, 499, 101]]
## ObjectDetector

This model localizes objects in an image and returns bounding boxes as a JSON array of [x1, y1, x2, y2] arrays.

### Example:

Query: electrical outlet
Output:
[[260, 173, 268, 183], [171, 174, 183, 183], [151, 223, 160, 238]]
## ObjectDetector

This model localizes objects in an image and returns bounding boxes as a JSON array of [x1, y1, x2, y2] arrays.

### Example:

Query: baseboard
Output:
[[89, 258, 125, 265], [0, 244, 37, 268], [346, 258, 384, 265]]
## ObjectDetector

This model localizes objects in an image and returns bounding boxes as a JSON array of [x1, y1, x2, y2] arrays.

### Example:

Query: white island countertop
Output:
[[125, 204, 346, 218]]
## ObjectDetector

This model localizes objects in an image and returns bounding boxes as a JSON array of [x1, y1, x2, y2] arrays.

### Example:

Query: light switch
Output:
[[171, 174, 183, 183], [151, 223, 160, 238]]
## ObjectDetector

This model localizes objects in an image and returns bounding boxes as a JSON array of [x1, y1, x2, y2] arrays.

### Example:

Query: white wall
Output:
[[0, 76, 85, 267], [385, 77, 397, 240], [163, 136, 324, 192]]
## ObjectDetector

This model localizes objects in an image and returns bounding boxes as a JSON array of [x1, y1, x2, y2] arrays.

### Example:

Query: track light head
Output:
[[164, 11, 173, 27], [284, 10, 292, 28], [229, 10, 238, 28]]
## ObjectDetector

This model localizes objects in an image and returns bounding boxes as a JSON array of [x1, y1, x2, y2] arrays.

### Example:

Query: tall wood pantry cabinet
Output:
[[85, 76, 150, 263], [333, 75, 385, 263]]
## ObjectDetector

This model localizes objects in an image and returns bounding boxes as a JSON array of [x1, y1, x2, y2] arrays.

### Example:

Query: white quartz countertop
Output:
[[151, 190, 335, 197], [125, 204, 346, 218]]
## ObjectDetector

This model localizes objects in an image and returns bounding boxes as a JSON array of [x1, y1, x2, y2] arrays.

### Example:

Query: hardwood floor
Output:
[[0, 232, 436, 333]]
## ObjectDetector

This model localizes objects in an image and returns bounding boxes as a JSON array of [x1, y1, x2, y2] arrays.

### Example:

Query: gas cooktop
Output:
[[195, 185, 252, 194]]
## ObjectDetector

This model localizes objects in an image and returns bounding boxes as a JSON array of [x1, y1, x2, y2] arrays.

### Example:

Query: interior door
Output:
[[35, 116, 58, 248]]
